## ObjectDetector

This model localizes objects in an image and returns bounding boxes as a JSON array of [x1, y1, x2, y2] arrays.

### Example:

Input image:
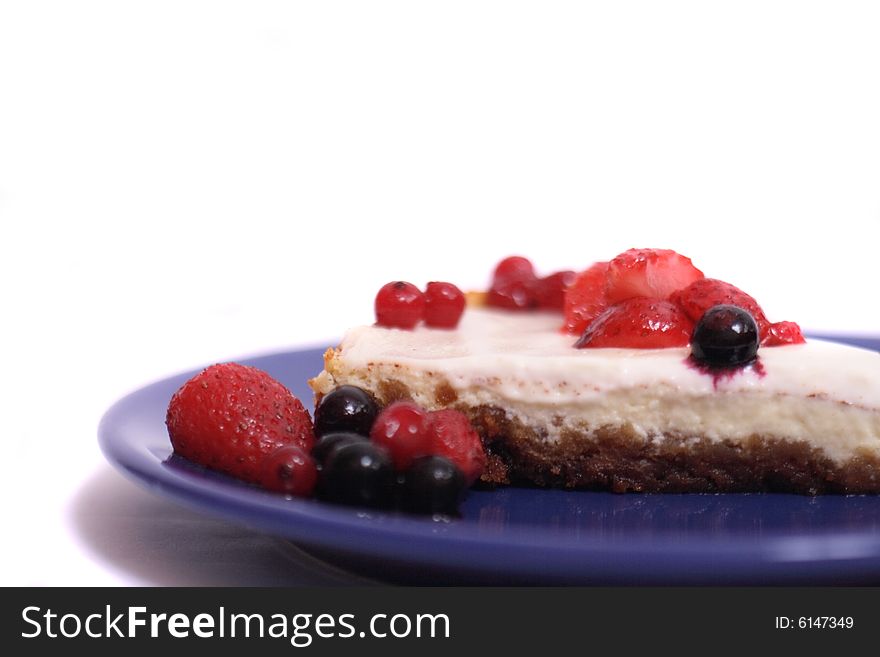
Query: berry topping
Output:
[[533, 270, 577, 311], [487, 256, 578, 312], [605, 248, 704, 305], [492, 256, 536, 285], [318, 441, 395, 509], [670, 278, 770, 339], [424, 281, 466, 329], [313, 385, 379, 438], [690, 305, 760, 367], [166, 363, 315, 483], [375, 281, 425, 329], [402, 456, 467, 515], [575, 297, 694, 349], [562, 261, 610, 334], [259, 446, 318, 497], [426, 409, 486, 485], [311, 431, 368, 466], [369, 401, 431, 470], [487, 256, 538, 310], [763, 321, 806, 347]]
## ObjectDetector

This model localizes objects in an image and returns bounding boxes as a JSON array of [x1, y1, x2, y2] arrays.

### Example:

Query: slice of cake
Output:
[[310, 250, 880, 494]]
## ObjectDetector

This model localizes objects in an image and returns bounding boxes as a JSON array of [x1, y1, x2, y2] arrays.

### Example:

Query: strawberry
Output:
[[605, 248, 704, 304], [574, 297, 694, 349], [763, 321, 806, 346], [562, 261, 610, 335], [426, 409, 487, 484], [670, 278, 770, 338], [166, 363, 315, 483]]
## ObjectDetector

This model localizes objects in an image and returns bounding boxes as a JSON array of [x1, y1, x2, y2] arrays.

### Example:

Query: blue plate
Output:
[[98, 336, 880, 584]]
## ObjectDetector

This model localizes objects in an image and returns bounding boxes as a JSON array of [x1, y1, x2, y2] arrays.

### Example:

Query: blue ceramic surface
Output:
[[98, 335, 880, 584]]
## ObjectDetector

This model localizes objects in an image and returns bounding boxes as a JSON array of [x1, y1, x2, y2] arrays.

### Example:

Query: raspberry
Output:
[[369, 401, 431, 470], [375, 281, 425, 329], [166, 363, 315, 484], [259, 446, 318, 496], [426, 409, 486, 484], [575, 297, 694, 349], [424, 281, 466, 328]]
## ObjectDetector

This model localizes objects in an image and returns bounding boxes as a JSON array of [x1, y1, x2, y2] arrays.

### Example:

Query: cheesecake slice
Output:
[[310, 308, 880, 494]]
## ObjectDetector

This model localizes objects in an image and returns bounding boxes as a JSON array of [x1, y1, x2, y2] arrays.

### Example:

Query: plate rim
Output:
[[97, 338, 880, 584]]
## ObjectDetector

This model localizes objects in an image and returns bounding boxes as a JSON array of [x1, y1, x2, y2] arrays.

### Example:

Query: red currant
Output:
[[259, 446, 318, 497], [533, 270, 576, 311], [369, 401, 430, 470], [375, 281, 425, 329], [488, 256, 538, 311], [487, 280, 536, 310], [424, 281, 466, 328], [426, 409, 486, 485], [492, 256, 536, 285]]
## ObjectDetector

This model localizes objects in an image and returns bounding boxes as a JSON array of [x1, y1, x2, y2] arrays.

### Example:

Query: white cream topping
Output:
[[312, 308, 880, 462]]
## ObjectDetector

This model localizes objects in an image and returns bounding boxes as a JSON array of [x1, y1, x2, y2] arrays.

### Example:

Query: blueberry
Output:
[[402, 456, 466, 515], [311, 431, 368, 466], [691, 304, 759, 366], [318, 441, 394, 508], [314, 385, 379, 437]]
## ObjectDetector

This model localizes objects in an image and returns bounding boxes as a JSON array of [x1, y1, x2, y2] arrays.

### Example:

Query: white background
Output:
[[1, 1, 879, 585]]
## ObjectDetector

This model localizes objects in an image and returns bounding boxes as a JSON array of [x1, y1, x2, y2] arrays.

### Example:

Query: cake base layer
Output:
[[466, 405, 880, 494], [310, 308, 880, 495]]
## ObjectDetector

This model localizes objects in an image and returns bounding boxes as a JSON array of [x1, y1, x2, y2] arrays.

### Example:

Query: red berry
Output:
[[424, 281, 466, 328], [562, 261, 610, 334], [487, 280, 537, 310], [369, 401, 431, 470], [670, 278, 770, 339], [166, 363, 315, 483], [259, 446, 318, 496], [426, 409, 486, 485], [533, 270, 576, 311], [605, 248, 704, 304], [762, 321, 806, 346], [375, 281, 425, 329], [487, 256, 538, 311], [575, 297, 694, 349], [492, 256, 536, 285]]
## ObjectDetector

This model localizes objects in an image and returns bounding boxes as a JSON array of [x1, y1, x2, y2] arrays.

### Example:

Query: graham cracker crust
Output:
[[466, 405, 880, 494], [312, 363, 880, 495]]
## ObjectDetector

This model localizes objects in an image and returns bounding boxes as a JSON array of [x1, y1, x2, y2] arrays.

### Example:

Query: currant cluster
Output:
[[311, 385, 486, 515], [487, 256, 576, 311], [375, 281, 465, 329]]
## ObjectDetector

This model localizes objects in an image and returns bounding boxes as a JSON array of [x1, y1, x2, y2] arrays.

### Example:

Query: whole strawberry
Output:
[[166, 363, 315, 483]]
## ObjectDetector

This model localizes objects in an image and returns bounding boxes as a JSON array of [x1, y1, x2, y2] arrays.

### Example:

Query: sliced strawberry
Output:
[[605, 248, 704, 304], [762, 321, 806, 346], [562, 261, 610, 335], [574, 297, 694, 349], [670, 278, 770, 338]]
